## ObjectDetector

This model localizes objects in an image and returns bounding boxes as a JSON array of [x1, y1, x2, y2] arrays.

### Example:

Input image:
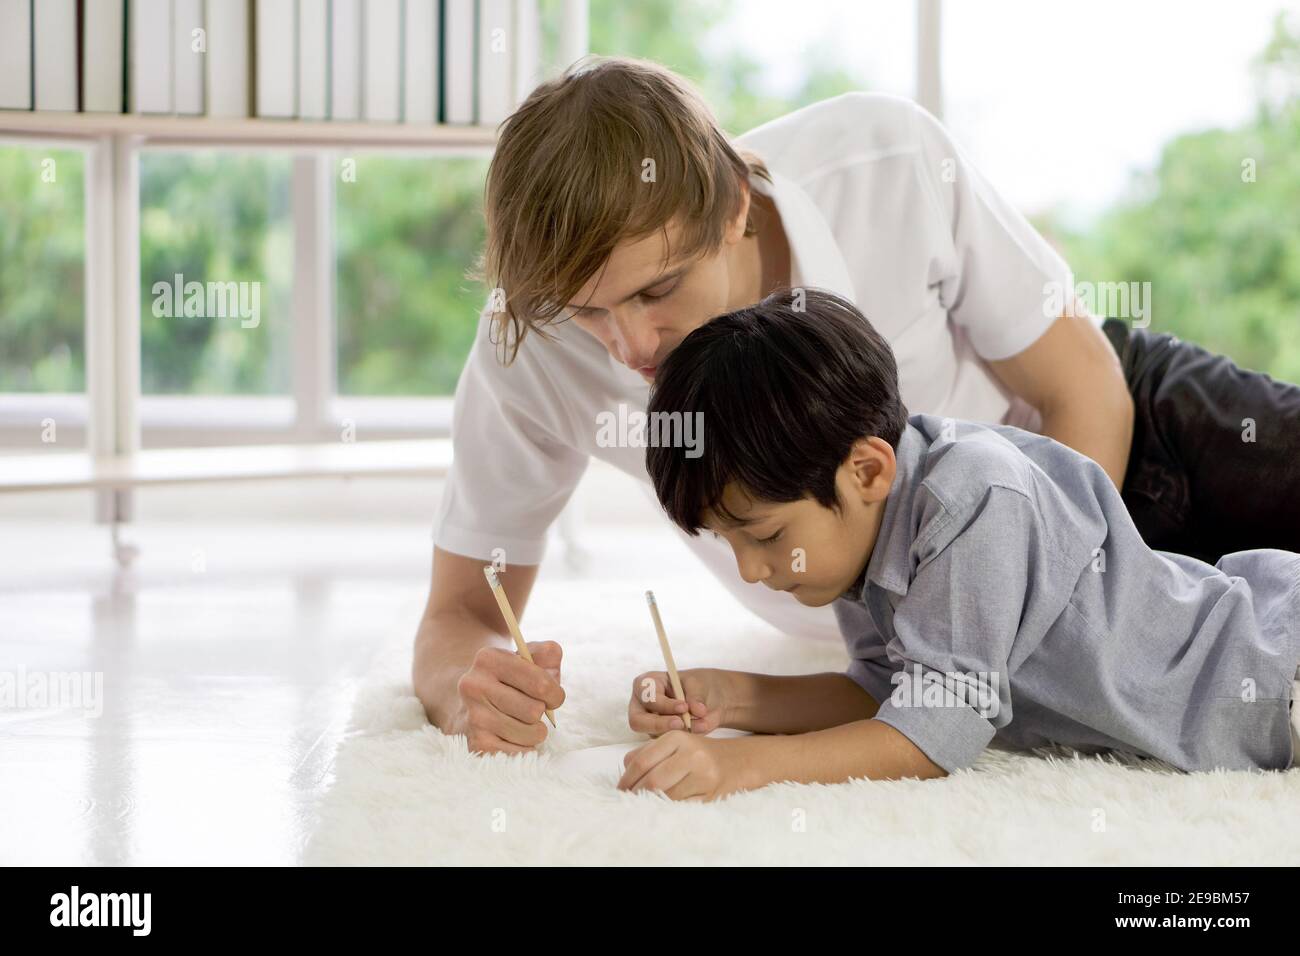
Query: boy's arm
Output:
[[721, 671, 879, 734], [732, 718, 948, 786]]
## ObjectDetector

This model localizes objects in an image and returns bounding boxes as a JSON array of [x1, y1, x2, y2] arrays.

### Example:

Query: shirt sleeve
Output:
[[906, 100, 1076, 361], [432, 310, 589, 566], [870, 485, 1035, 773]]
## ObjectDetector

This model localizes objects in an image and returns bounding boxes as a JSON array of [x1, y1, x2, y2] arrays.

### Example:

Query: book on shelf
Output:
[[0, 0, 33, 110], [34, 0, 78, 111], [477, 0, 512, 127], [206, 0, 254, 117], [255, 0, 297, 118], [330, 0, 361, 120], [129, 0, 173, 114], [362, 0, 402, 122], [515, 0, 542, 108], [298, 0, 328, 120], [403, 0, 440, 125], [82, 0, 126, 113], [441, 0, 475, 124], [173, 0, 205, 115], [1, 0, 550, 129]]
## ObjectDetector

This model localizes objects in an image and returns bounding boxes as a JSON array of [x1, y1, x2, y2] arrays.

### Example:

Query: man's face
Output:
[[700, 439, 897, 607], [560, 205, 751, 383]]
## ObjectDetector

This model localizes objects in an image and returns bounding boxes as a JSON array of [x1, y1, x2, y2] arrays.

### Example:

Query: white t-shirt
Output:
[[433, 91, 1075, 642]]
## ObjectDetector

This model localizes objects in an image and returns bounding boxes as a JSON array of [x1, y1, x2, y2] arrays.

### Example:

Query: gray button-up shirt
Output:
[[833, 414, 1300, 773]]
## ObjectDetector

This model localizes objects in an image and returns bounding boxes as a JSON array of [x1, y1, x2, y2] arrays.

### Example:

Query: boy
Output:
[[621, 288, 1300, 801]]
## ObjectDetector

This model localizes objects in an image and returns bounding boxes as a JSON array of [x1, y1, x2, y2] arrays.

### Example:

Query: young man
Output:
[[621, 288, 1300, 800], [417, 56, 1300, 755]]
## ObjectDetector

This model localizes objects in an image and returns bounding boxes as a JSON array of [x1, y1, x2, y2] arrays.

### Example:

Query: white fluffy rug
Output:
[[304, 571, 1300, 866]]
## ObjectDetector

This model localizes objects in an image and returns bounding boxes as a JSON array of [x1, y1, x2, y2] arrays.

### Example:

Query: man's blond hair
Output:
[[471, 55, 772, 364]]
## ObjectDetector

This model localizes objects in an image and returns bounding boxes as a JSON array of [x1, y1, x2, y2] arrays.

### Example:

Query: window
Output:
[[940, 2, 1300, 381], [579, 0, 913, 133], [2, 140, 494, 449], [139, 151, 293, 396], [0, 145, 85, 393], [335, 155, 489, 397]]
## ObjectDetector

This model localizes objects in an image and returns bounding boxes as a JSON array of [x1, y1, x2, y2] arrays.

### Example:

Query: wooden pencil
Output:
[[645, 590, 691, 731], [483, 565, 557, 728]]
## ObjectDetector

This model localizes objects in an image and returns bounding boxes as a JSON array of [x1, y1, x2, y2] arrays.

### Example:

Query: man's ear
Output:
[[726, 178, 751, 244]]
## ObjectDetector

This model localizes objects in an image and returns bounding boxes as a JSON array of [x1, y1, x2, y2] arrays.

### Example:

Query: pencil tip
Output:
[[645, 590, 656, 606], [483, 565, 499, 588]]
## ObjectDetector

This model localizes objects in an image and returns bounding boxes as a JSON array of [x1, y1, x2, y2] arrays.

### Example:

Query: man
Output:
[[415, 56, 1300, 755]]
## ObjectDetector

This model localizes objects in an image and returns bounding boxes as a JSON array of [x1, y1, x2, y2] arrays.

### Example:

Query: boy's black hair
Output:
[[646, 287, 908, 535]]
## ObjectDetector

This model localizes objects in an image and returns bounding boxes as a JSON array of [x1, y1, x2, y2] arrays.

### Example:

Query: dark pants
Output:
[[1103, 319, 1300, 564]]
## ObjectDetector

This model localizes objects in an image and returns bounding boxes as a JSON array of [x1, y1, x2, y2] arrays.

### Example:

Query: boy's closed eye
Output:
[[709, 528, 784, 545]]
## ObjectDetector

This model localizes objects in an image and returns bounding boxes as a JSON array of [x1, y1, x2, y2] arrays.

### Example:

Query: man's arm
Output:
[[987, 309, 1135, 487], [721, 671, 879, 734], [412, 547, 563, 753]]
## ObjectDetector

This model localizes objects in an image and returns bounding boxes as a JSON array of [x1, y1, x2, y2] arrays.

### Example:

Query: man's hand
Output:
[[617, 731, 754, 801], [627, 667, 732, 737], [456, 640, 565, 754], [413, 547, 553, 754]]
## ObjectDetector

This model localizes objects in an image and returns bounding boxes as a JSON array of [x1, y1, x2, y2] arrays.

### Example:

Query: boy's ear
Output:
[[846, 437, 897, 503]]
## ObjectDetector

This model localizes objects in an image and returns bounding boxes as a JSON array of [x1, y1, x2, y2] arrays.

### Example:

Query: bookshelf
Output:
[[0, 110, 499, 149], [0, 440, 452, 494], [0, 0, 593, 567]]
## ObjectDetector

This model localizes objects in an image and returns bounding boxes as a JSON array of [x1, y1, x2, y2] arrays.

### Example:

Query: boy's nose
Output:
[[735, 550, 772, 586]]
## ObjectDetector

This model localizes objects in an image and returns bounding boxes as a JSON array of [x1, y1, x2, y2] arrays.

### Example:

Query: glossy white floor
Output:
[[0, 460, 676, 865]]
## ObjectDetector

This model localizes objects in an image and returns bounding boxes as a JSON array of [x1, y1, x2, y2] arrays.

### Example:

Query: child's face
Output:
[[701, 437, 897, 607]]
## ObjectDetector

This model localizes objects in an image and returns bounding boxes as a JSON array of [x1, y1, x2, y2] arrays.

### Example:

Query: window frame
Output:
[[0, 137, 490, 453]]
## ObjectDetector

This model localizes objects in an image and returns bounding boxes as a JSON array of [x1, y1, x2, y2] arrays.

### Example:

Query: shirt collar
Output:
[[750, 168, 857, 302], [854, 421, 929, 600]]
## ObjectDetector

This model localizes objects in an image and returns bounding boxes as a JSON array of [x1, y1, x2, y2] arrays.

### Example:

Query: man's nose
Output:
[[609, 309, 660, 369]]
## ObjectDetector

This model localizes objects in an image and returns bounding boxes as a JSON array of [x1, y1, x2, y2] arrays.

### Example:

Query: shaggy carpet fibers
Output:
[[304, 573, 1300, 865]]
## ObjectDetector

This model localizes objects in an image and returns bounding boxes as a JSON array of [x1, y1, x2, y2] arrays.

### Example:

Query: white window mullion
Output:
[[85, 137, 115, 487], [113, 134, 142, 519], [291, 152, 336, 442], [916, 0, 943, 119], [561, 0, 589, 71], [85, 132, 142, 524]]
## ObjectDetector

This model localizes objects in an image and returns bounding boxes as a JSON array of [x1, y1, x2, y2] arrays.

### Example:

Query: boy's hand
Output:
[[617, 731, 754, 801], [628, 667, 731, 736]]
